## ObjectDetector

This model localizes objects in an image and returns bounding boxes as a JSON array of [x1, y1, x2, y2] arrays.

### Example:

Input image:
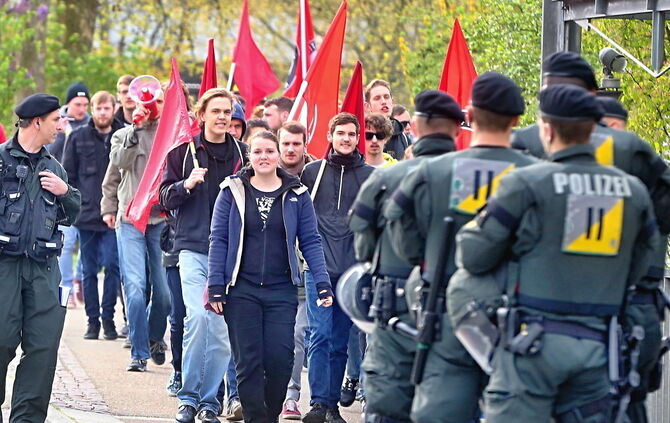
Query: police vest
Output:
[[0, 144, 64, 261], [506, 151, 652, 316]]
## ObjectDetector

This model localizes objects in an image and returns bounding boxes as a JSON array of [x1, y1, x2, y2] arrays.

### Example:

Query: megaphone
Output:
[[128, 75, 162, 124]]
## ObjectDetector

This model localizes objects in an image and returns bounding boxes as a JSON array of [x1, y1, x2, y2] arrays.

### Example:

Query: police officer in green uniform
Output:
[[348, 89, 463, 423], [513, 52, 670, 423], [383, 72, 536, 423], [0, 94, 81, 423], [457, 84, 658, 423]]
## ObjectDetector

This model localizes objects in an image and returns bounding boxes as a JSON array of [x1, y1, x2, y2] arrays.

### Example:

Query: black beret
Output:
[[14, 93, 61, 119], [539, 84, 603, 122], [471, 71, 525, 116], [542, 52, 598, 90], [596, 96, 628, 120], [414, 89, 465, 123], [65, 81, 90, 104]]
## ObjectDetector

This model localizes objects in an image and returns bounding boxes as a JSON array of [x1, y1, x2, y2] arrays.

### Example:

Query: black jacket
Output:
[[62, 119, 123, 231], [159, 133, 248, 255], [383, 117, 410, 160], [300, 150, 374, 278]]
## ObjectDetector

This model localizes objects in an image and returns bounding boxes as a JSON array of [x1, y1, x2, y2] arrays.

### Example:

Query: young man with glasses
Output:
[[364, 80, 410, 161], [364, 114, 397, 168]]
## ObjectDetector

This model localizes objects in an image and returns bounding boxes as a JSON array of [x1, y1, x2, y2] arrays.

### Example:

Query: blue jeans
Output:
[[117, 222, 170, 360], [58, 225, 81, 289], [346, 325, 362, 379], [78, 228, 120, 324], [166, 266, 185, 372], [178, 250, 231, 413], [217, 355, 239, 407], [305, 271, 352, 409]]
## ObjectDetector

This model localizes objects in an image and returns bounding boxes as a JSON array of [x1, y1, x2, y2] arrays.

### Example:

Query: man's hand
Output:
[[39, 171, 68, 196], [210, 301, 224, 314], [184, 167, 208, 191], [102, 213, 116, 229], [132, 103, 150, 127]]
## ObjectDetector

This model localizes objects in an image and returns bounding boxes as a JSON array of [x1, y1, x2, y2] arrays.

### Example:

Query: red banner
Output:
[[340, 61, 365, 155]]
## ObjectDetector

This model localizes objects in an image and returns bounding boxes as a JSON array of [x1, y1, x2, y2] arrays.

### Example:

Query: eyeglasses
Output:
[[399, 120, 410, 129], [365, 131, 386, 141]]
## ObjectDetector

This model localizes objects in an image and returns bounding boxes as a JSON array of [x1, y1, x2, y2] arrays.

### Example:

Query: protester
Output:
[[263, 97, 294, 131], [108, 84, 170, 372], [62, 90, 123, 340], [115, 74, 136, 126], [243, 119, 271, 144], [364, 114, 397, 168], [208, 131, 333, 423], [228, 102, 247, 141], [391, 104, 414, 143], [364, 80, 409, 160], [277, 121, 314, 420], [50, 82, 91, 308], [0, 93, 81, 422], [300, 113, 374, 423]]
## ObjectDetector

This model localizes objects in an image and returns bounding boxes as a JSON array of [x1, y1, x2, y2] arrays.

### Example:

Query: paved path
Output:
[[4, 300, 363, 423]]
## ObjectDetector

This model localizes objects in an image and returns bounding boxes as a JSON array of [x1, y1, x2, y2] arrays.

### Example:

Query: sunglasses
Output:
[[399, 120, 410, 128], [365, 131, 386, 141]]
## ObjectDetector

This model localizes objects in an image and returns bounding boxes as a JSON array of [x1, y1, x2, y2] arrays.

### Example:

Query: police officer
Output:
[[0, 94, 81, 422], [384, 73, 536, 423], [457, 84, 658, 422], [348, 89, 463, 422], [513, 52, 670, 422]]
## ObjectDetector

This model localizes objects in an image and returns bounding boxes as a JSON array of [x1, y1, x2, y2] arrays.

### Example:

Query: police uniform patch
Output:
[[450, 158, 515, 215], [590, 133, 614, 166], [562, 194, 623, 256]]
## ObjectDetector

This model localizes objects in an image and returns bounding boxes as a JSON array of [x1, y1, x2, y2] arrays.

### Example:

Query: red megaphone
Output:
[[129, 75, 162, 124]]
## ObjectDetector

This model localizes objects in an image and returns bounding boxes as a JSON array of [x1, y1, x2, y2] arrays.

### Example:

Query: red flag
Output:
[[289, 1, 347, 158], [126, 58, 194, 233], [283, 0, 317, 98], [339, 61, 365, 154], [0, 123, 6, 144], [438, 19, 477, 150], [198, 38, 218, 99], [232, 0, 281, 119]]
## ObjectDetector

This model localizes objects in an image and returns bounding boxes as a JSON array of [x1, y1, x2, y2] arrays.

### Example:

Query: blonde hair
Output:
[[193, 88, 233, 126]]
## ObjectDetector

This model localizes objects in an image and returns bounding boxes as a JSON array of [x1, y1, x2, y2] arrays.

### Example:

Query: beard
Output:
[[93, 116, 112, 130]]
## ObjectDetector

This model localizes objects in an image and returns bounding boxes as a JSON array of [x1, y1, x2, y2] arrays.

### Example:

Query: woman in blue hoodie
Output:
[[208, 131, 333, 423]]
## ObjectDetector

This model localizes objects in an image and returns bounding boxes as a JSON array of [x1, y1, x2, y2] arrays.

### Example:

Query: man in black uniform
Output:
[[349, 89, 463, 422], [0, 94, 81, 422]]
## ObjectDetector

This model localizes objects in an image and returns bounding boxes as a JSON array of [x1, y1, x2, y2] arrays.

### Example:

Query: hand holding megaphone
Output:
[[129, 75, 163, 126]]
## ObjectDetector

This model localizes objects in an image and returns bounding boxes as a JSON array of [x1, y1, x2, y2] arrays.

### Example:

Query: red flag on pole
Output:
[[126, 58, 194, 233], [339, 61, 365, 154], [288, 1, 347, 158], [232, 0, 281, 119], [438, 19, 477, 150], [283, 0, 317, 98], [199, 38, 218, 99]]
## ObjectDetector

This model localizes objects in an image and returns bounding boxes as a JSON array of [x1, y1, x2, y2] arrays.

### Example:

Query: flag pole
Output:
[[300, 0, 308, 77], [287, 80, 309, 121], [226, 62, 236, 91]]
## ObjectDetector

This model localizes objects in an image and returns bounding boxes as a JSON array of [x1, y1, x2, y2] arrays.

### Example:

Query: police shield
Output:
[[337, 262, 375, 334], [447, 268, 505, 374]]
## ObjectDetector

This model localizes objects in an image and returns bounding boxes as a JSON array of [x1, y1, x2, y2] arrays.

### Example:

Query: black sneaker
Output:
[[175, 405, 197, 423], [326, 407, 347, 423], [197, 409, 220, 423], [302, 403, 328, 423], [102, 319, 118, 340], [126, 359, 147, 372], [150, 340, 166, 365], [339, 377, 358, 407], [84, 322, 100, 340]]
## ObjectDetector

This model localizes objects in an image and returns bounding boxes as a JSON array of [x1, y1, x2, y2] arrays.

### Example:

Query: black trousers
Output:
[[224, 281, 297, 423]]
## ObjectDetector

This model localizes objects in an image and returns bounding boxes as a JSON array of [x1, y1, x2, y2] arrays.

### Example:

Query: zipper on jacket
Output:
[[282, 193, 295, 281], [337, 165, 344, 210], [260, 220, 267, 286]]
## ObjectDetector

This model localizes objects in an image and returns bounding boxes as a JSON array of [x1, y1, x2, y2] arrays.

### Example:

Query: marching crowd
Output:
[[1, 49, 669, 423]]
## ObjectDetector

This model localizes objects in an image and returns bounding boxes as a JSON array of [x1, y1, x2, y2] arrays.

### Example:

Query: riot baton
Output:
[[410, 216, 455, 385]]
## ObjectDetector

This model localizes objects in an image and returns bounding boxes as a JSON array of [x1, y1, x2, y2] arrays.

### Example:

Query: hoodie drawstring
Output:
[[337, 165, 344, 210]]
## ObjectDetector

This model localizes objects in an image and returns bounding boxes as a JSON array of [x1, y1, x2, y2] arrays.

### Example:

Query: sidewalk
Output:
[[3, 300, 362, 423]]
